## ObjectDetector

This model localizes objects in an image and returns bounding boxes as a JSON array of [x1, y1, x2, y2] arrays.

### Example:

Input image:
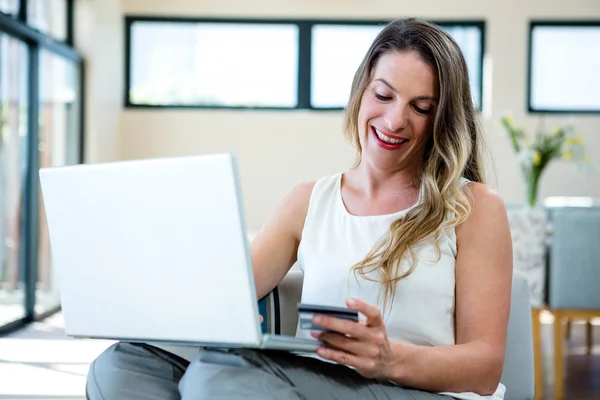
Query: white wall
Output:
[[75, 0, 122, 163], [85, 0, 600, 229]]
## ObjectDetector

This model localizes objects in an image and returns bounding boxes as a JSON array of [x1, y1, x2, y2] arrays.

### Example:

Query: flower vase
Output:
[[525, 176, 540, 209], [507, 206, 549, 307], [523, 163, 543, 209]]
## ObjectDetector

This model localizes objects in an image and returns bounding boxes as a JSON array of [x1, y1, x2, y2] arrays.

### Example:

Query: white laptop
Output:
[[39, 153, 319, 353]]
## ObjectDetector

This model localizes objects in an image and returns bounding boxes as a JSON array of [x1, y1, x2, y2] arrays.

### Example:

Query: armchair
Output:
[[546, 207, 600, 400], [264, 268, 535, 400]]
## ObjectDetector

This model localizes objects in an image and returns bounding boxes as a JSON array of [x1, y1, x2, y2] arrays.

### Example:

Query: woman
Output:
[[87, 18, 512, 400]]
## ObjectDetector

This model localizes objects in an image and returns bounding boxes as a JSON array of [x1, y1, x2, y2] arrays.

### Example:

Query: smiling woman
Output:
[[87, 18, 512, 400], [354, 52, 438, 171]]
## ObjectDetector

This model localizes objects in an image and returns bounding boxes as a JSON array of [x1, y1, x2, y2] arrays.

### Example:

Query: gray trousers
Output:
[[86, 342, 453, 400]]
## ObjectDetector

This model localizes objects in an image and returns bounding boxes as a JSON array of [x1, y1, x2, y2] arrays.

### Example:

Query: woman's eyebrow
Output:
[[374, 78, 396, 92], [373, 78, 438, 103], [413, 95, 439, 103]]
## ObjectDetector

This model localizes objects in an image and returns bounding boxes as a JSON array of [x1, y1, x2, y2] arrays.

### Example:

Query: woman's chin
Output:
[[365, 155, 403, 172], [362, 150, 420, 175]]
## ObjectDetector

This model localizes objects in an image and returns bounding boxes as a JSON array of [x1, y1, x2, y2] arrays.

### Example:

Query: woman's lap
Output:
[[86, 342, 188, 400], [180, 348, 452, 400], [87, 342, 453, 400]]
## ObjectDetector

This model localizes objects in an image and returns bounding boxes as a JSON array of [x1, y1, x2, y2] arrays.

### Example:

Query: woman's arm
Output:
[[251, 181, 315, 300], [313, 183, 513, 395], [386, 183, 512, 394]]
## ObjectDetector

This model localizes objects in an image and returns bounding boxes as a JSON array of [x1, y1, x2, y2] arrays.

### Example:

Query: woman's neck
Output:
[[350, 162, 420, 199]]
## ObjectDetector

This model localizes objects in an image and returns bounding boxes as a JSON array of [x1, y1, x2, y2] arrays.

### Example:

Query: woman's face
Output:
[[357, 50, 439, 173]]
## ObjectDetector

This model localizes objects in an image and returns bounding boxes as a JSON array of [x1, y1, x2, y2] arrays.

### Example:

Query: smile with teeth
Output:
[[373, 127, 408, 145]]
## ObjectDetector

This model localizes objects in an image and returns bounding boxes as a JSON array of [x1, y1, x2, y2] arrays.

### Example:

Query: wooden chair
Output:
[[565, 318, 594, 354], [531, 308, 544, 399], [546, 207, 600, 400]]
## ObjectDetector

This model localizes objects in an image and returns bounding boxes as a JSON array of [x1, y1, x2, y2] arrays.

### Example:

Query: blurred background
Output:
[[0, 0, 599, 399]]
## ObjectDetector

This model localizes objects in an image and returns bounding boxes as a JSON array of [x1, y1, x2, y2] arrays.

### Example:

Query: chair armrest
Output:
[[264, 268, 303, 336], [501, 269, 535, 400]]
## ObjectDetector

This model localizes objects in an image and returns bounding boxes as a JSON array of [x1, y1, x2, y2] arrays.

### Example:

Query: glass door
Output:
[[0, 0, 82, 333], [0, 33, 28, 327], [35, 50, 79, 316]]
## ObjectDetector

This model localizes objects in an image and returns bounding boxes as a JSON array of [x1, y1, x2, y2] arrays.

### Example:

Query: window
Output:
[[311, 24, 382, 109], [27, 0, 68, 41], [0, 0, 82, 333], [128, 20, 299, 108], [442, 24, 483, 110], [310, 22, 484, 109], [0, 34, 28, 327], [0, 0, 19, 16], [36, 50, 80, 316], [528, 21, 600, 113], [125, 18, 485, 111]]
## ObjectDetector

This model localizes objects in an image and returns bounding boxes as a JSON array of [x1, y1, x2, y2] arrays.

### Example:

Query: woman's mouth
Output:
[[371, 127, 409, 150]]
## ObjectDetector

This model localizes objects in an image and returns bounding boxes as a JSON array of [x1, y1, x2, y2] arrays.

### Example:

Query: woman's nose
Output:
[[384, 104, 409, 132]]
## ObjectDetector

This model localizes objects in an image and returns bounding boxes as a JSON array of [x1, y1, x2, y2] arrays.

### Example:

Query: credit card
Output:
[[297, 303, 359, 331]]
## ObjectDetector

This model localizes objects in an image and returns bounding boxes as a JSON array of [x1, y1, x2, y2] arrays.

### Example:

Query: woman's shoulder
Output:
[[288, 173, 342, 203], [273, 174, 342, 242], [282, 181, 316, 213], [461, 181, 505, 211], [285, 181, 317, 204], [456, 181, 509, 239], [280, 173, 340, 215], [287, 173, 339, 198]]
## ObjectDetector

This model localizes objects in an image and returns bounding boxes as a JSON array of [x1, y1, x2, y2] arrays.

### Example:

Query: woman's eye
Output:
[[413, 105, 432, 115], [375, 93, 393, 101]]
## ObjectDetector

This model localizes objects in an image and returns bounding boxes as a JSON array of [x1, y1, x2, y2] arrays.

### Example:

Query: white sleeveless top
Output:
[[295, 173, 505, 400]]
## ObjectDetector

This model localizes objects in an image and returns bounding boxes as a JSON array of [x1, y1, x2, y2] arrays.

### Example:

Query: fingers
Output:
[[259, 314, 263, 323], [312, 314, 373, 340], [346, 298, 384, 327], [311, 331, 360, 352], [311, 331, 382, 359], [310, 298, 383, 338], [316, 346, 377, 375]]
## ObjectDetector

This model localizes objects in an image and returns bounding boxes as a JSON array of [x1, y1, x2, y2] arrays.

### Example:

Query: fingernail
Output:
[[313, 316, 322, 323], [347, 299, 356, 307]]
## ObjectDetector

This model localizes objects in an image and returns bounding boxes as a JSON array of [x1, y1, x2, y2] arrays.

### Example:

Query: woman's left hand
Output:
[[310, 298, 398, 379]]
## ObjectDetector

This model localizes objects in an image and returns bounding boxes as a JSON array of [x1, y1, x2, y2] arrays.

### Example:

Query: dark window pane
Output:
[[311, 25, 381, 109], [129, 21, 299, 107], [0, 34, 28, 327], [443, 25, 483, 110], [28, 0, 67, 41], [0, 0, 19, 16], [530, 25, 600, 112], [311, 23, 484, 109], [36, 50, 79, 316]]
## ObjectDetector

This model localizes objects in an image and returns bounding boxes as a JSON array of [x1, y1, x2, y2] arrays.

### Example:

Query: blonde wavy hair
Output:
[[345, 18, 488, 311]]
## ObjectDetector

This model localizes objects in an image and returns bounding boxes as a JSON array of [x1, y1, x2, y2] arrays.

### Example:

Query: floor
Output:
[[0, 312, 598, 399], [0, 288, 61, 327], [0, 314, 113, 400], [540, 316, 600, 400]]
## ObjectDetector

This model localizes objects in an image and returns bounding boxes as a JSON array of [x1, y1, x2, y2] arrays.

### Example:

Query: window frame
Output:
[[124, 16, 486, 111], [0, 0, 20, 17], [527, 20, 600, 114], [0, 0, 83, 335], [25, 0, 72, 43]]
